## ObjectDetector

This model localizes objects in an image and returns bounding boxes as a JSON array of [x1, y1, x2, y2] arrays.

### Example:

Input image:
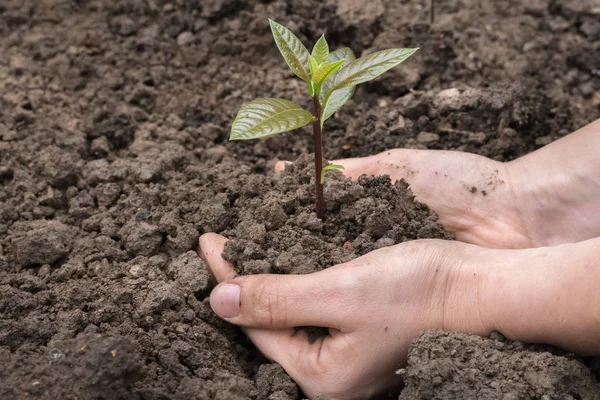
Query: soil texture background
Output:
[[1, 0, 600, 399]]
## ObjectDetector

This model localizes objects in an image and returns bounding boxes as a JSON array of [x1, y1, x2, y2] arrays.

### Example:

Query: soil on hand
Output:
[[1, 0, 599, 399], [221, 154, 451, 277]]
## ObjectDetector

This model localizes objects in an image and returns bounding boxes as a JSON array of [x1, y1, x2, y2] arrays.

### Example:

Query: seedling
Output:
[[230, 19, 418, 219]]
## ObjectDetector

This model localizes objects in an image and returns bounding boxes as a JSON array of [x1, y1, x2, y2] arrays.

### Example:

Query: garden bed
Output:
[[1, 0, 599, 398]]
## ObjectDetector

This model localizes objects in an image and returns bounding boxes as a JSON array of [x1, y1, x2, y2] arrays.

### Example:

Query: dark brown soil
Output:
[[221, 154, 451, 277], [1, 0, 599, 399], [399, 331, 600, 400]]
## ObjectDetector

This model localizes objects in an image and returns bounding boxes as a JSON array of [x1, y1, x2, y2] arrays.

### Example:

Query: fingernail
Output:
[[210, 283, 241, 318]]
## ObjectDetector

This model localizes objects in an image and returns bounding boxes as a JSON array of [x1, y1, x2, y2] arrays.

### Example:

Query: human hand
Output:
[[198, 233, 489, 399], [278, 149, 530, 249], [276, 119, 600, 249]]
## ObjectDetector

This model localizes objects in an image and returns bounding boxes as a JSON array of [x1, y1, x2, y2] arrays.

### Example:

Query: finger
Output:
[[331, 149, 416, 181], [198, 233, 237, 282], [209, 269, 355, 330], [274, 160, 292, 173]]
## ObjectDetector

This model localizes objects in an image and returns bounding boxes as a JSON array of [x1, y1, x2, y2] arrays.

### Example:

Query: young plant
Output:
[[230, 19, 418, 219]]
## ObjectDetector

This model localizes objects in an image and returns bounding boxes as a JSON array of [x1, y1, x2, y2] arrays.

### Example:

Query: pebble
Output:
[[535, 136, 552, 146], [580, 19, 600, 39], [110, 16, 136, 37], [468, 132, 487, 144], [90, 136, 110, 156], [522, 41, 538, 52], [416, 131, 440, 143], [177, 31, 195, 46]]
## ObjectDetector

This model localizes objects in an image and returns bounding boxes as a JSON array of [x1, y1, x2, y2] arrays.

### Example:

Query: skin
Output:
[[197, 119, 600, 399]]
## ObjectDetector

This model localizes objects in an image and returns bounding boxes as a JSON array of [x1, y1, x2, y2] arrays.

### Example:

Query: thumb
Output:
[[198, 233, 237, 282], [209, 270, 350, 330]]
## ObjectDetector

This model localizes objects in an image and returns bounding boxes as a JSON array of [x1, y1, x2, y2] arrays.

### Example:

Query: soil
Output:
[[399, 331, 600, 400], [1, 0, 599, 399], [221, 154, 451, 277]]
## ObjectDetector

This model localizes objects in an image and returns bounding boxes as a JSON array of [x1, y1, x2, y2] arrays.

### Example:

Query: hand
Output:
[[276, 118, 600, 249], [198, 233, 489, 399], [278, 149, 530, 249]]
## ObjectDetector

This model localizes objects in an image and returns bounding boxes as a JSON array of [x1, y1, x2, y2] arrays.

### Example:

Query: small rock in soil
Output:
[[177, 31, 195, 46], [416, 131, 440, 143]]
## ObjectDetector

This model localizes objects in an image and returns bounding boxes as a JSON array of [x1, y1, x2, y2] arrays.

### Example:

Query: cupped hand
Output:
[[277, 149, 531, 249], [198, 233, 489, 399]]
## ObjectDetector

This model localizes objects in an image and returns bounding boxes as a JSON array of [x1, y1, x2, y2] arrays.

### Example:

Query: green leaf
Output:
[[318, 48, 357, 126], [320, 86, 355, 127], [320, 48, 356, 103], [309, 56, 319, 77], [312, 59, 345, 85], [332, 48, 419, 89], [329, 47, 356, 64], [311, 34, 329, 66], [269, 19, 311, 82], [320, 164, 345, 184], [230, 98, 313, 140]]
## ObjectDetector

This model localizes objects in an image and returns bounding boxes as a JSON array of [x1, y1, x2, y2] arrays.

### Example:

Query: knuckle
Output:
[[251, 279, 287, 328]]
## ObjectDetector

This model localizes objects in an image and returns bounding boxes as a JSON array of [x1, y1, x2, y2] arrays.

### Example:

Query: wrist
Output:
[[504, 158, 571, 246], [505, 120, 600, 246], [440, 242, 496, 336], [479, 238, 600, 355]]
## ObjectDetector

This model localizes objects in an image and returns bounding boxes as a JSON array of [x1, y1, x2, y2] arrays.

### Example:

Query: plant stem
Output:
[[430, 0, 435, 24], [312, 95, 325, 219]]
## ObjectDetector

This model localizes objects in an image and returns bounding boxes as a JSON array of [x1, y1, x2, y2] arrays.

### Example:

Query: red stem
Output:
[[312, 95, 325, 219]]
